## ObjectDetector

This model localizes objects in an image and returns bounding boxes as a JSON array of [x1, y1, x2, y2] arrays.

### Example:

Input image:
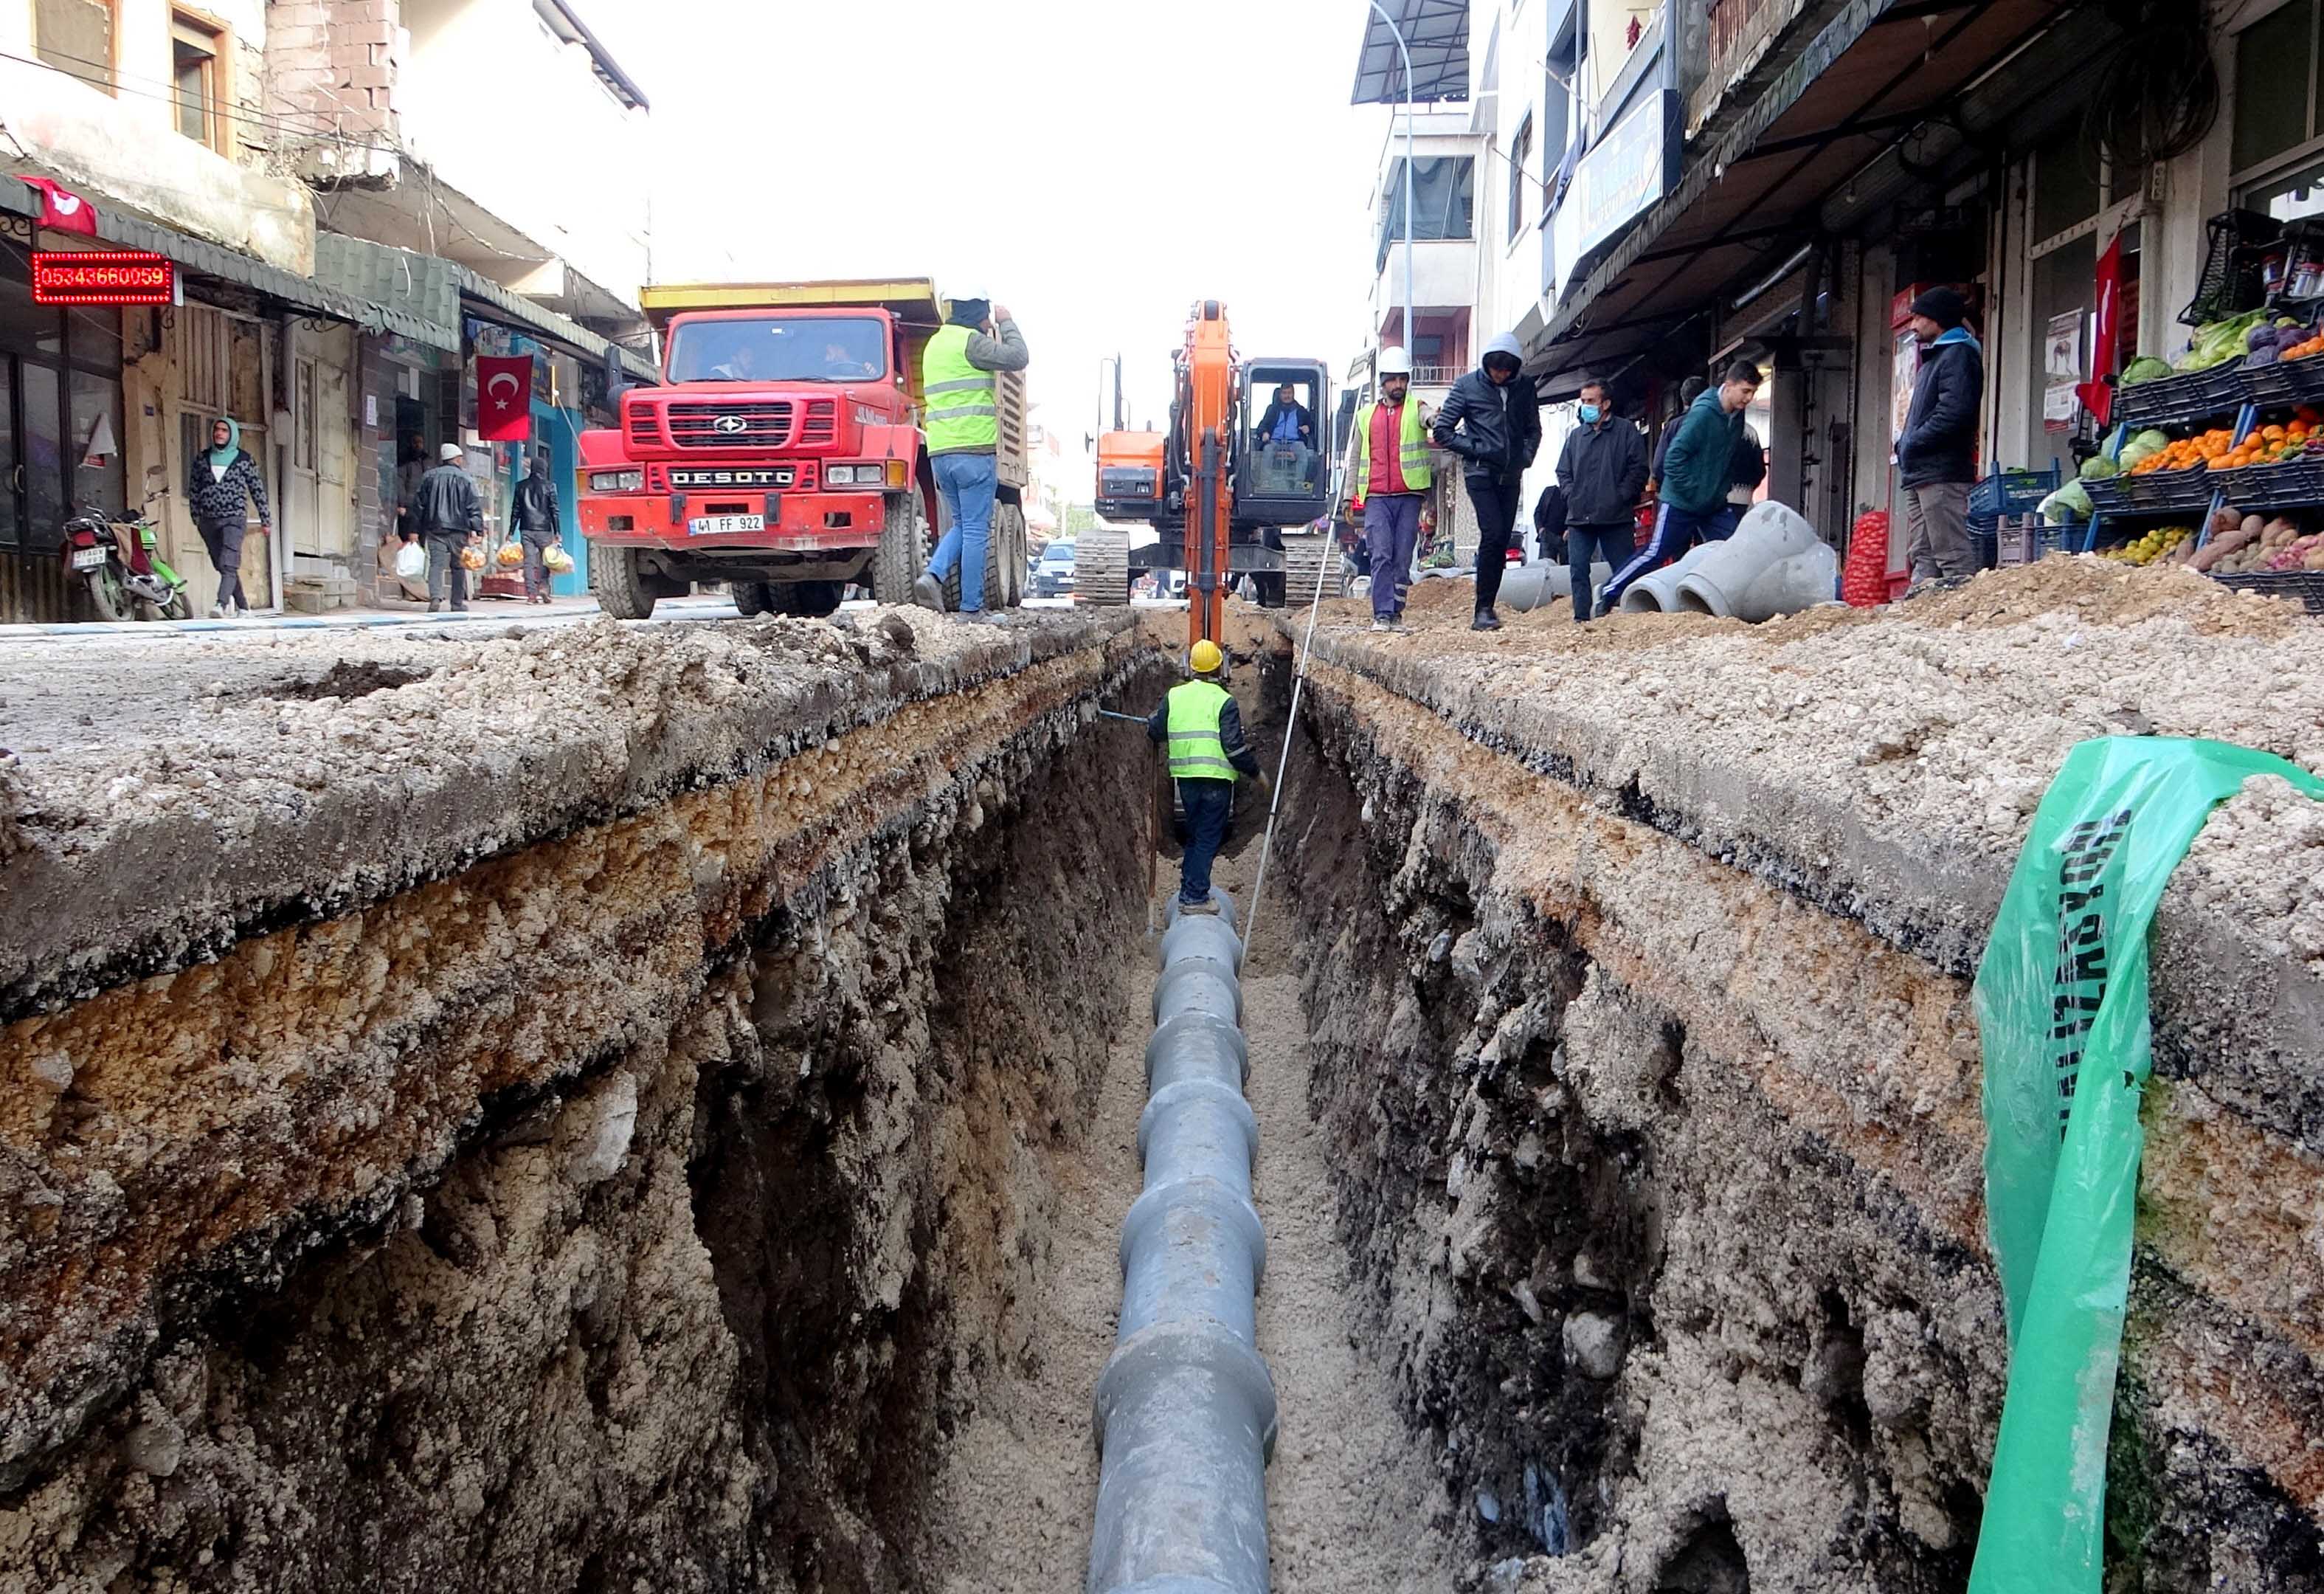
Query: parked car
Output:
[[1032, 539, 1076, 597]]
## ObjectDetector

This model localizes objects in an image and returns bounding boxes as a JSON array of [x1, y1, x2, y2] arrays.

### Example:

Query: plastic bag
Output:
[[542, 544, 574, 573], [458, 543, 486, 572], [1968, 736, 2324, 1593], [395, 542, 426, 580], [496, 539, 525, 568]]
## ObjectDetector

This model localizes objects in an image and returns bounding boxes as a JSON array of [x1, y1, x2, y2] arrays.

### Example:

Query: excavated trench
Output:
[[2, 576, 2322, 1593]]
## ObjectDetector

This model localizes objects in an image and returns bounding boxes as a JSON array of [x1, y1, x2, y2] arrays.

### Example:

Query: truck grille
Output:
[[664, 401, 794, 449], [798, 399, 837, 447]]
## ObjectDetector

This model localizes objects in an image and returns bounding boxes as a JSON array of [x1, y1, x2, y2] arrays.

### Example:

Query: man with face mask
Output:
[[1554, 378, 1647, 625]]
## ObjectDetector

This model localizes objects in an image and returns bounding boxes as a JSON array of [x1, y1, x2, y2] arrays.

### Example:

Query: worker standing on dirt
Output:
[[411, 443, 483, 613], [913, 288, 1029, 624], [1431, 333, 1542, 632], [1147, 640, 1263, 917], [1350, 347, 1434, 633]]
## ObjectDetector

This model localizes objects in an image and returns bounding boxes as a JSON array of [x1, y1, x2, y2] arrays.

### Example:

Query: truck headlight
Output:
[[829, 464, 867, 486], [589, 469, 643, 492]]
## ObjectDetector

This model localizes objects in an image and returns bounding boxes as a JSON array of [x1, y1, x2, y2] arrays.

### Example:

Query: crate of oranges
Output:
[[2123, 428, 2231, 508]]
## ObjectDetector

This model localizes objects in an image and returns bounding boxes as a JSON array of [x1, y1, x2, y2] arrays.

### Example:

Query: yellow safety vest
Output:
[[922, 324, 997, 455], [1165, 679, 1237, 782], [1354, 398, 1434, 497]]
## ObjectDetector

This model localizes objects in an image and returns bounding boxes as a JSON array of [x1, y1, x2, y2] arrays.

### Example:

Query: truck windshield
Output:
[[668, 317, 888, 383]]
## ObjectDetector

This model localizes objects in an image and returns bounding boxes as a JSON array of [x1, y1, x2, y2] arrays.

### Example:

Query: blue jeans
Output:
[[1363, 494, 1423, 619], [1177, 779, 1234, 906], [1566, 522, 1636, 624], [1597, 502, 1717, 613], [929, 452, 997, 613]]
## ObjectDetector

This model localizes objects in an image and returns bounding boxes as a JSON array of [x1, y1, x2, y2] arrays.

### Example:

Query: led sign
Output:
[[31, 250, 177, 306]]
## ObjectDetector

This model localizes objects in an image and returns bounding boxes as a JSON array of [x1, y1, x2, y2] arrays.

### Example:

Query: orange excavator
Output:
[[1081, 300, 1335, 647]]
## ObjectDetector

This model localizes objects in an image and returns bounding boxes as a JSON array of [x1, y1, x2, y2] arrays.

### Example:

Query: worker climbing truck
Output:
[[576, 277, 1029, 618]]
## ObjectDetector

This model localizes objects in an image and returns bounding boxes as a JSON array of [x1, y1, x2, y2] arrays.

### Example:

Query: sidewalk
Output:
[[0, 591, 742, 644]]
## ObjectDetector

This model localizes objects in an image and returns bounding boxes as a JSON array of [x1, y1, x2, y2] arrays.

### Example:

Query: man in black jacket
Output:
[[1431, 332, 1541, 630], [1252, 383, 1314, 449], [1895, 286, 1985, 583], [1554, 376, 1647, 624], [412, 443, 483, 613], [513, 450, 561, 605]]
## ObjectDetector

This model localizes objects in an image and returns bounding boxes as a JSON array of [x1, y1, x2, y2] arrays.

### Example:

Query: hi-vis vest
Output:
[[922, 324, 997, 455], [1355, 398, 1434, 497], [1165, 680, 1237, 782]]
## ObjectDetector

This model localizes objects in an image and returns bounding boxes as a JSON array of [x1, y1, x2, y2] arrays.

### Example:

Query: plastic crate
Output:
[[2282, 354, 2324, 406], [2180, 210, 2278, 328], [2243, 359, 2301, 410], [1968, 466, 2058, 520], [2127, 463, 2215, 512], [2081, 474, 2134, 514], [2113, 367, 2236, 431], [2210, 570, 2324, 612], [2229, 455, 2324, 509]]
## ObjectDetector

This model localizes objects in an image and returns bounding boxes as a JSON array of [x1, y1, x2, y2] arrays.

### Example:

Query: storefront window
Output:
[[2249, 153, 2324, 223], [69, 370, 125, 519], [22, 364, 65, 545], [2233, 0, 2317, 177], [2033, 124, 2101, 244]]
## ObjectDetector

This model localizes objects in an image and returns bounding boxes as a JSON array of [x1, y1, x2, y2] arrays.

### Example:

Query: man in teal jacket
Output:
[[1596, 361, 1760, 616]]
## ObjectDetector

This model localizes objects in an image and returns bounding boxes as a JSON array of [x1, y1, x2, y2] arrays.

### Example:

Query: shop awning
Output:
[[1530, 0, 2111, 391], [1, 176, 459, 351], [1351, 0, 1470, 105], [457, 265, 657, 384]]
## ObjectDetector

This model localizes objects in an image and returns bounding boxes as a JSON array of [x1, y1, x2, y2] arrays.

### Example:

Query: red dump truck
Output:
[[576, 277, 1028, 618]]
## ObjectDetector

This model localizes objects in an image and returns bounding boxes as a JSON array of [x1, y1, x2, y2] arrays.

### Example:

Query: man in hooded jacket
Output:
[[1431, 333, 1541, 629], [185, 416, 271, 617], [1895, 285, 1985, 583], [514, 450, 561, 604]]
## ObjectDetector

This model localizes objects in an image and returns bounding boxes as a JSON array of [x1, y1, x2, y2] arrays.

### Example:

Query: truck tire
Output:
[[592, 546, 657, 619], [776, 581, 845, 618], [873, 492, 929, 604], [941, 514, 1009, 613], [733, 581, 774, 616], [992, 503, 1026, 609]]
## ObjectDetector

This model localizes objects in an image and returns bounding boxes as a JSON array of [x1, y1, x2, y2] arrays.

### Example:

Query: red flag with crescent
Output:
[[477, 354, 533, 441], [20, 177, 99, 235]]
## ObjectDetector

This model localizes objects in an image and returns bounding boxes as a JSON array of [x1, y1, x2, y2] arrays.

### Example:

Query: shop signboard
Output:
[[1548, 88, 1677, 300], [31, 250, 176, 306]]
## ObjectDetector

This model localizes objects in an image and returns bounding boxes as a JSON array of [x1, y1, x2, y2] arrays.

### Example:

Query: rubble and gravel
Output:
[[0, 605, 1138, 1015]]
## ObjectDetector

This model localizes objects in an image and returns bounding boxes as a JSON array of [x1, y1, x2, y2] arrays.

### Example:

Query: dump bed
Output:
[[638, 277, 1027, 488]]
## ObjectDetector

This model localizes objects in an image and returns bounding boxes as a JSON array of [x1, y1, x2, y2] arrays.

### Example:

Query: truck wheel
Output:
[[592, 546, 657, 619], [992, 503, 1027, 609], [873, 492, 929, 604], [733, 581, 774, 616], [775, 581, 845, 618]]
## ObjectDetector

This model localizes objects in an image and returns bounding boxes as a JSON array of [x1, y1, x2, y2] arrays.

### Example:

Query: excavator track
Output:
[[1076, 527, 1132, 607], [1279, 531, 1341, 605]]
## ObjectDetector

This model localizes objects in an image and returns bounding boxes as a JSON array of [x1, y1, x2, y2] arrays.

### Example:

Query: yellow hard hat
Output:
[[1189, 639, 1224, 674]]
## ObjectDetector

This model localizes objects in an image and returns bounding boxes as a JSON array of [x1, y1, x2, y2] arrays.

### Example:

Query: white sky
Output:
[[588, 0, 1390, 471]]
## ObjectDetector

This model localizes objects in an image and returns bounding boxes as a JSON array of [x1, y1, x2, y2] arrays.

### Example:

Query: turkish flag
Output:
[[2076, 232, 2123, 429], [476, 354, 533, 441], [20, 177, 99, 235]]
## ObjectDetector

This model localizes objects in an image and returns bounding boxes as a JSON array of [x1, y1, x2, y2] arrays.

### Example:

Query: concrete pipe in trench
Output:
[[1087, 889, 1278, 1594]]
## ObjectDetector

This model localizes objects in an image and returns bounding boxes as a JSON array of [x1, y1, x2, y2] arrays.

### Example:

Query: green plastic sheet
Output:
[[1968, 736, 2324, 1592]]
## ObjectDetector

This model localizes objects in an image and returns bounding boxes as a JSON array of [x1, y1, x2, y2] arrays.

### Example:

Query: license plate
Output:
[[688, 514, 765, 536], [71, 547, 107, 571]]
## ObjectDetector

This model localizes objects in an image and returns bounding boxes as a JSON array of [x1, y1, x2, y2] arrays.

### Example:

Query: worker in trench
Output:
[[1147, 639, 1265, 916]]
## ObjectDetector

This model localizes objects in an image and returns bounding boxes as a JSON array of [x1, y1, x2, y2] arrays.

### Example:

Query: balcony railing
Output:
[[1411, 365, 1463, 387]]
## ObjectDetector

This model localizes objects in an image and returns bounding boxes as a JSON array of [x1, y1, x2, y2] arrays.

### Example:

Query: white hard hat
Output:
[[1376, 346, 1413, 376], [947, 286, 992, 304]]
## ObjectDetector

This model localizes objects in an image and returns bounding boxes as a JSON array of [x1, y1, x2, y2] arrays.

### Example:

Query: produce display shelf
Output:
[[2115, 355, 2324, 431], [2221, 457, 2324, 511], [2209, 570, 2324, 613]]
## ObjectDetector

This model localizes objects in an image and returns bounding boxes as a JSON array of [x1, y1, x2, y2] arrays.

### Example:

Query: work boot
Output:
[[1371, 617, 1396, 633], [1177, 895, 1220, 917], [1471, 609, 1501, 631], [910, 573, 946, 613]]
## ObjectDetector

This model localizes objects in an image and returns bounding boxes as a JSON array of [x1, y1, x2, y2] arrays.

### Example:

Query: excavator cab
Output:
[[1233, 359, 1331, 528]]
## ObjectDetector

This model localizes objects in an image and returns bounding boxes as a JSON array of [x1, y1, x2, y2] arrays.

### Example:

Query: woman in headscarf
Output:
[[184, 416, 271, 617]]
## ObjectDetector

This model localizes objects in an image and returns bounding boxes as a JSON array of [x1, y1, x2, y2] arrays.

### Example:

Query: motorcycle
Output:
[[60, 491, 191, 621]]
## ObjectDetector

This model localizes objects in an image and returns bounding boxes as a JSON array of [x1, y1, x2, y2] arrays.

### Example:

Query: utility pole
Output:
[[1369, 1, 1415, 365]]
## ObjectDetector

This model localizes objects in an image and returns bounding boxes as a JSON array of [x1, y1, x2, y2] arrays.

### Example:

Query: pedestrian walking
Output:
[[1431, 332, 1542, 630], [185, 416, 270, 618], [1597, 362, 1760, 615], [1895, 286, 1984, 585], [1532, 480, 1566, 563], [514, 449, 561, 605], [411, 443, 483, 613], [1717, 421, 1768, 540], [913, 286, 1029, 622], [1146, 638, 1264, 916], [1350, 346, 1433, 632], [1554, 376, 1646, 624]]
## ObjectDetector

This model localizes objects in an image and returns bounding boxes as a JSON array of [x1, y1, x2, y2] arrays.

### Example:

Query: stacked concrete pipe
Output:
[[1086, 889, 1278, 1594]]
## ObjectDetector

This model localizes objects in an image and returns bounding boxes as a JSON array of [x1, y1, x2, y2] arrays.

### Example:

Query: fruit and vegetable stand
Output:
[[2033, 294, 2324, 611]]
